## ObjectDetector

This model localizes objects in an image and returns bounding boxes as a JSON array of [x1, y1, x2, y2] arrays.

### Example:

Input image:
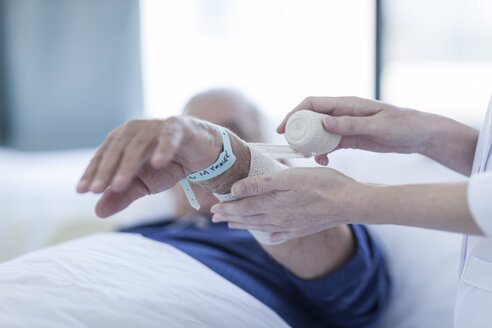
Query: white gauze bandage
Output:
[[213, 110, 341, 245], [214, 146, 287, 245], [251, 110, 341, 159]]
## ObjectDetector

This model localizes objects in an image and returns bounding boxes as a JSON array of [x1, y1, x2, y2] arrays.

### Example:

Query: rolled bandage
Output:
[[285, 110, 341, 156]]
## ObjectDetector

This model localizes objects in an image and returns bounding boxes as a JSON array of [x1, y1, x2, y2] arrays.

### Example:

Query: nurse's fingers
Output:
[[270, 230, 305, 243], [277, 96, 381, 133], [212, 213, 276, 226], [227, 222, 283, 233], [314, 154, 329, 166], [270, 226, 325, 243], [322, 115, 374, 137], [277, 96, 342, 133], [231, 173, 288, 198], [210, 194, 275, 217]]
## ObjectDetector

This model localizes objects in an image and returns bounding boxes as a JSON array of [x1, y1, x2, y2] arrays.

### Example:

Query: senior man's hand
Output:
[[77, 117, 248, 218], [210, 167, 368, 242]]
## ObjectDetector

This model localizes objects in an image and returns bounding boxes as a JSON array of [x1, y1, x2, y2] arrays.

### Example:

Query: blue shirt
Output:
[[122, 218, 390, 327]]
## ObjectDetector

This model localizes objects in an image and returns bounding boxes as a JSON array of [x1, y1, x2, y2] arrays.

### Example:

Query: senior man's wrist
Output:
[[196, 130, 251, 194]]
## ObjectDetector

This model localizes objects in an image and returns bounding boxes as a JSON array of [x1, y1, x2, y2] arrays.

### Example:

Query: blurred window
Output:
[[381, 0, 492, 127], [140, 0, 375, 123]]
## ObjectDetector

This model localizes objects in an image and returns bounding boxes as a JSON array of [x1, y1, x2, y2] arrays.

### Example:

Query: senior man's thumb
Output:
[[322, 116, 371, 136], [231, 174, 281, 198]]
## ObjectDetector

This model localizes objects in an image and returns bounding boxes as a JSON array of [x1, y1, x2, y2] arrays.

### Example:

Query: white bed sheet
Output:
[[0, 232, 288, 328]]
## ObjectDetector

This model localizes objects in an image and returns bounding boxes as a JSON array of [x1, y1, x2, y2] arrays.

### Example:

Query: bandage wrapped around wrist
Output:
[[214, 145, 287, 245]]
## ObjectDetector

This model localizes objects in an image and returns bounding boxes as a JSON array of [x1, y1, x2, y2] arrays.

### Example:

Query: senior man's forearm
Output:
[[196, 129, 356, 279]]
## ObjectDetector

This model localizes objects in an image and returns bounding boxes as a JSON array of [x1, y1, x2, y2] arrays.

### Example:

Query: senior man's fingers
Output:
[[151, 124, 183, 168], [77, 147, 106, 193], [95, 177, 150, 218], [89, 135, 130, 193], [77, 130, 119, 193], [110, 131, 155, 192]]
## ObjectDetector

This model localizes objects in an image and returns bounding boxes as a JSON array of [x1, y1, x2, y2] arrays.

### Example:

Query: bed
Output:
[[0, 147, 465, 327]]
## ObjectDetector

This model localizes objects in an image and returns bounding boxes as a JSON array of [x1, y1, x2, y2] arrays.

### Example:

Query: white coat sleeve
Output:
[[467, 171, 492, 236]]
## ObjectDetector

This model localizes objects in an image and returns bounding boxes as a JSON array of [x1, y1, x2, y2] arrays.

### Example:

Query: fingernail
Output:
[[213, 214, 229, 222], [151, 154, 168, 167], [112, 174, 125, 187], [90, 180, 104, 191], [77, 180, 87, 190], [231, 183, 245, 197], [210, 204, 220, 214], [323, 117, 337, 130]]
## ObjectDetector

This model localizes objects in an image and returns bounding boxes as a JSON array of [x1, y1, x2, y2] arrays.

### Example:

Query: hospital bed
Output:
[[0, 147, 464, 327]]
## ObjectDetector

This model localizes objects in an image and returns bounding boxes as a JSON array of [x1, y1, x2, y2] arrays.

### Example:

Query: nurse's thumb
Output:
[[322, 116, 371, 137]]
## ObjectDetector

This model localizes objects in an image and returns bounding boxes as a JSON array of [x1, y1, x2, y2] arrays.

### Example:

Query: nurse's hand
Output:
[[277, 96, 429, 165], [76, 117, 246, 218], [277, 96, 478, 176], [210, 167, 368, 242]]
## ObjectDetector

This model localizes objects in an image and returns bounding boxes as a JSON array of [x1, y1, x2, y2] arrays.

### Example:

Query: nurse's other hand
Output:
[[76, 117, 223, 217], [210, 167, 367, 242], [277, 96, 430, 165]]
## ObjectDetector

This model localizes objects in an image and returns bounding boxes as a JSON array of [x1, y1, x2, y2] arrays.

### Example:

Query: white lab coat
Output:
[[455, 97, 492, 328]]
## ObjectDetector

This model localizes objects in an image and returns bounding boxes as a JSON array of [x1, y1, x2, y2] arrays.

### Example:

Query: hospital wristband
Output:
[[179, 125, 236, 210]]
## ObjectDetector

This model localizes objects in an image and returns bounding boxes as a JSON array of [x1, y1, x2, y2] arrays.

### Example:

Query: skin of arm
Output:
[[77, 117, 355, 280], [360, 182, 483, 235]]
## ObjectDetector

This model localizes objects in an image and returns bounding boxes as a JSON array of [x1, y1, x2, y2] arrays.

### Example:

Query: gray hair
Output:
[[183, 88, 269, 143]]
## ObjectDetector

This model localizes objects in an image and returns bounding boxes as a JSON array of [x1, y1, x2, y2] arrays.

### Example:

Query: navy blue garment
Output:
[[122, 217, 390, 328]]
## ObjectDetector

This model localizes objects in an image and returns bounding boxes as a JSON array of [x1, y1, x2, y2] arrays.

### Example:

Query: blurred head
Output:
[[173, 89, 266, 217]]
